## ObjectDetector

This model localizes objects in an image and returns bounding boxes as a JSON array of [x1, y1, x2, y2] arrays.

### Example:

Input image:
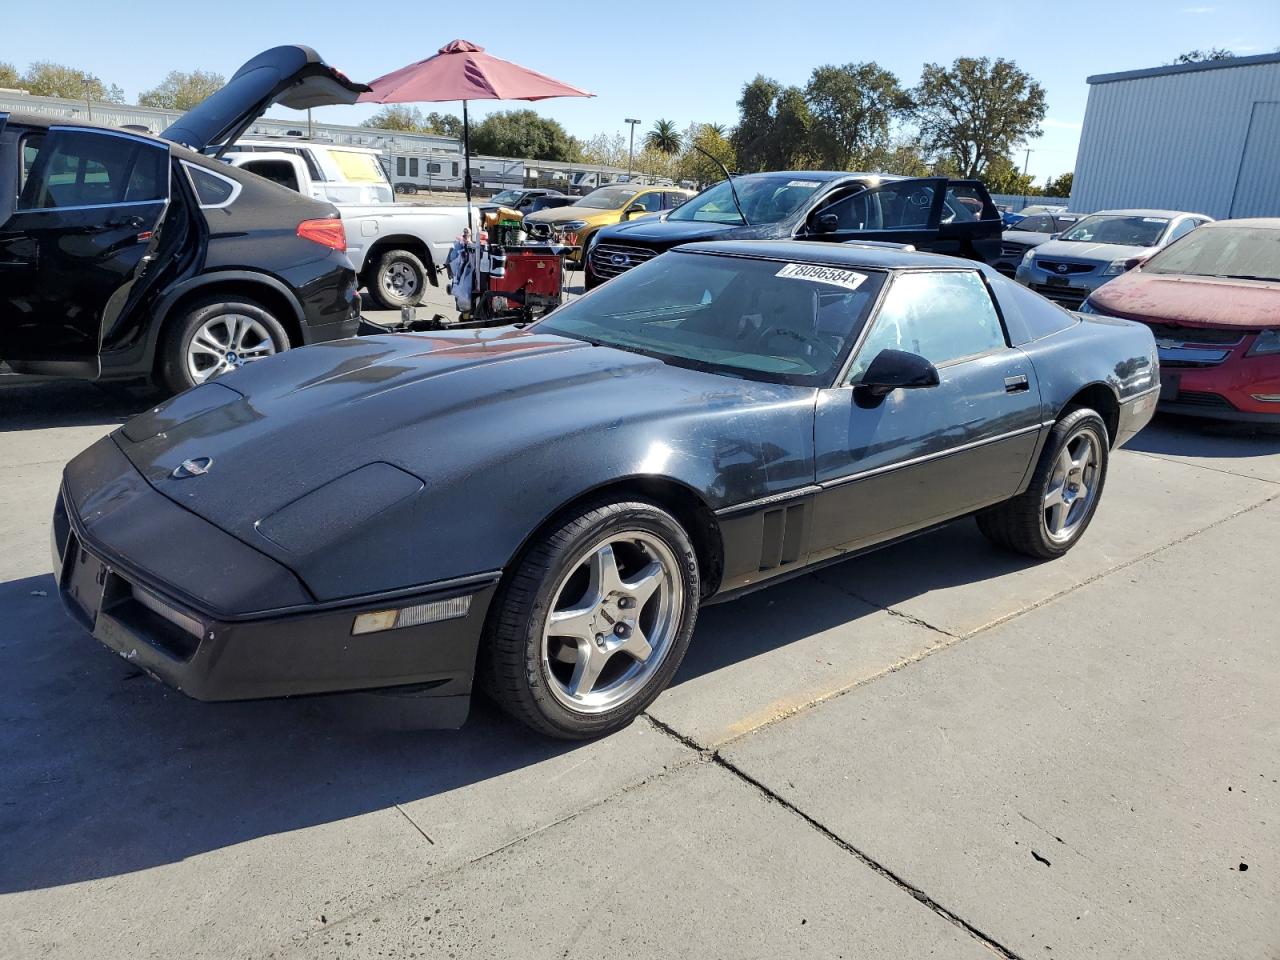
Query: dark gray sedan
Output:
[[54, 241, 1159, 738]]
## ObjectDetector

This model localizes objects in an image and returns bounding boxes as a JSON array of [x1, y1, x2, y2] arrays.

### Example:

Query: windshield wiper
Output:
[[692, 144, 749, 226]]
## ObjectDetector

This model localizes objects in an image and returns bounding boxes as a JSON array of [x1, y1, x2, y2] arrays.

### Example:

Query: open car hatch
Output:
[[161, 45, 369, 156]]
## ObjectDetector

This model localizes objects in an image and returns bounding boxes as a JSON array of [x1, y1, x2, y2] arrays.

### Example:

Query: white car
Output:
[[225, 144, 470, 309]]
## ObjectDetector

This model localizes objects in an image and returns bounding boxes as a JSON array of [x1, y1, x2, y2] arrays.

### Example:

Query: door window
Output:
[[1164, 218, 1198, 244], [408, 158, 419, 178], [847, 270, 1006, 382], [396, 156, 406, 177], [663, 191, 688, 210], [19, 129, 167, 210], [634, 191, 664, 212], [816, 181, 939, 232]]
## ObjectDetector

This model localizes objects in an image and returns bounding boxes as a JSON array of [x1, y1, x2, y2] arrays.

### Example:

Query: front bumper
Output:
[[53, 438, 498, 720], [1015, 261, 1111, 308], [1153, 335, 1280, 423]]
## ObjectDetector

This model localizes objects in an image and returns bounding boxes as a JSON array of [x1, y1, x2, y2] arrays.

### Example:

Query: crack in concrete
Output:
[[393, 802, 435, 845], [1127, 449, 1280, 487]]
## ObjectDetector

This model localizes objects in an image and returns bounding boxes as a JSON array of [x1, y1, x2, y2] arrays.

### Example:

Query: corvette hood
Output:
[[1088, 271, 1280, 329], [113, 329, 774, 592]]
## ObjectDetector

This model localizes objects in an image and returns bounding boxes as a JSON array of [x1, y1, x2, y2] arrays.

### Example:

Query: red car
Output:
[[1081, 219, 1280, 423]]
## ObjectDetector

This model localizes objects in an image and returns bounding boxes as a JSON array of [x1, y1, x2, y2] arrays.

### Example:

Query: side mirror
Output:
[[856, 349, 940, 400], [812, 212, 839, 234], [622, 203, 647, 220]]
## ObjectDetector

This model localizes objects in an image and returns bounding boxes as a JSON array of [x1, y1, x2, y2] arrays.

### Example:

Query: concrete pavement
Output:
[[1, 365, 1278, 959]]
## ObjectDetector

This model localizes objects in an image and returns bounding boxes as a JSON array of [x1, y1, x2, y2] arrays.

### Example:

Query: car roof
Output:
[[2, 111, 169, 146], [676, 239, 993, 272], [1090, 209, 1200, 219], [1200, 217, 1280, 230]]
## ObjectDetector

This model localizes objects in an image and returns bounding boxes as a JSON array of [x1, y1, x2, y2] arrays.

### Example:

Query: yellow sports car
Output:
[[523, 184, 693, 262]]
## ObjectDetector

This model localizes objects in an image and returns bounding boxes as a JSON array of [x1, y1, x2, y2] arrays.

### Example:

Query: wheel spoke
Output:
[[192, 330, 225, 355], [590, 544, 626, 598], [237, 342, 275, 358], [547, 603, 598, 643], [1071, 437, 1093, 473], [617, 625, 653, 663], [1047, 499, 1068, 533], [620, 560, 664, 609], [1044, 482, 1065, 508], [568, 642, 608, 697]]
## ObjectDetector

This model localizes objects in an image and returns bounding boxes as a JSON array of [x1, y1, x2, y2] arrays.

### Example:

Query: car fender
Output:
[[146, 270, 306, 358]]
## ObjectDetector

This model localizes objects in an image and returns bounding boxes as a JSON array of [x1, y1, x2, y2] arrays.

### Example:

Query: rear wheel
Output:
[[976, 408, 1109, 559], [365, 249, 428, 310], [482, 500, 700, 739], [159, 296, 289, 394]]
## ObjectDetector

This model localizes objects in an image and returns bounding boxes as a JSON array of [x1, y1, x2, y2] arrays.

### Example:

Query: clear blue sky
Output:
[[4, 0, 1277, 183]]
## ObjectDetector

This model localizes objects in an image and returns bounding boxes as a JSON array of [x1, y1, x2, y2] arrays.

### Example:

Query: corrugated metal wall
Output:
[[1073, 58, 1280, 219]]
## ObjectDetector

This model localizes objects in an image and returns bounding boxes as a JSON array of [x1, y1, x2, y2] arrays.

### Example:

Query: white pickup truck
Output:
[[224, 142, 470, 309]]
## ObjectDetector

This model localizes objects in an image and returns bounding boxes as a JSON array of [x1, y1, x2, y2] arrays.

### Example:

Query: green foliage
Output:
[[912, 57, 1047, 179], [677, 124, 737, 186], [981, 155, 1039, 196], [19, 61, 124, 102], [469, 109, 578, 161], [361, 105, 462, 137], [0, 61, 20, 88], [1173, 48, 1235, 63], [804, 62, 910, 169], [138, 69, 225, 110], [1043, 171, 1073, 198], [732, 75, 782, 171], [645, 119, 681, 154]]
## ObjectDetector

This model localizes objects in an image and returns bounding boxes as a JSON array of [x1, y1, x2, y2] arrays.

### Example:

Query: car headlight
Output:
[[1102, 260, 1128, 276], [558, 220, 588, 233], [1248, 329, 1280, 356], [1076, 299, 1096, 314], [1021, 248, 1036, 264]]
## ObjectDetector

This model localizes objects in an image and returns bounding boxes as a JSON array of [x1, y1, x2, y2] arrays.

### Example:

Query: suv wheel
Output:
[[159, 296, 289, 394], [366, 249, 428, 309], [482, 499, 700, 739]]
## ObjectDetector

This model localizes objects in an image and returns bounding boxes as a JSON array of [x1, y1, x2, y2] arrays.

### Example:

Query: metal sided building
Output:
[[1072, 53, 1280, 219]]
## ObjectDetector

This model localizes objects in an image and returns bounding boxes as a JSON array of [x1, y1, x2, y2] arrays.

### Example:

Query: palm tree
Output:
[[645, 118, 681, 154], [704, 122, 728, 139]]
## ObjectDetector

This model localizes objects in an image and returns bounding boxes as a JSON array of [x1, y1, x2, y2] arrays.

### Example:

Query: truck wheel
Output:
[[366, 249, 428, 310], [159, 296, 289, 395], [482, 499, 700, 739]]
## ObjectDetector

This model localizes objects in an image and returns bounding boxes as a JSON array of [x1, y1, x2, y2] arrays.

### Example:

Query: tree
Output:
[[360, 106, 462, 137], [678, 124, 736, 186], [1044, 171, 1073, 198], [732, 75, 782, 172], [981, 155, 1038, 196], [422, 111, 463, 138], [138, 69, 225, 110], [21, 61, 124, 102], [771, 86, 816, 169], [645, 118, 681, 154], [470, 109, 577, 161], [0, 61, 20, 89], [804, 62, 909, 169], [1173, 48, 1235, 63], [912, 57, 1046, 179]]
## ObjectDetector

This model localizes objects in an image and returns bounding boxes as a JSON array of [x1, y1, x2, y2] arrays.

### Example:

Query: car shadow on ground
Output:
[[1126, 412, 1280, 460], [0, 378, 157, 431]]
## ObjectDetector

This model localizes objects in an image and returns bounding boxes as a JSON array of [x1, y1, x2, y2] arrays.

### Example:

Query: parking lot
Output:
[[2, 362, 1277, 958]]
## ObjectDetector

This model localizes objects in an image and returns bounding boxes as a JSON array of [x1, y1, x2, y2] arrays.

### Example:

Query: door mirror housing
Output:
[[811, 212, 840, 234], [856, 349, 940, 399], [622, 203, 647, 220]]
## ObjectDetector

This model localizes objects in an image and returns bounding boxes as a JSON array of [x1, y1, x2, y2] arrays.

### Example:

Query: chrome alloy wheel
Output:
[[1044, 429, 1101, 543], [541, 531, 682, 714], [186, 314, 278, 384], [382, 261, 420, 300]]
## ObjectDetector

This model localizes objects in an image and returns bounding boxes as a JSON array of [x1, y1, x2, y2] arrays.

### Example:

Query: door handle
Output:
[[106, 215, 146, 229], [1004, 374, 1030, 393]]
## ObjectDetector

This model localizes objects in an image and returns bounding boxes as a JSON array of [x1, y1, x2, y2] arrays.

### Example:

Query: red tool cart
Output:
[[473, 240, 566, 323]]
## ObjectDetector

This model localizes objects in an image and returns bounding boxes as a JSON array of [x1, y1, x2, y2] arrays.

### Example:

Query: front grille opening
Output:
[[103, 583, 203, 662], [1142, 322, 1247, 346], [1174, 390, 1237, 410]]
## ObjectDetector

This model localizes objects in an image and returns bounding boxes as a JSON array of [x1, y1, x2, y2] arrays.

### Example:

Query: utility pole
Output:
[[625, 118, 640, 179], [1021, 147, 1034, 210]]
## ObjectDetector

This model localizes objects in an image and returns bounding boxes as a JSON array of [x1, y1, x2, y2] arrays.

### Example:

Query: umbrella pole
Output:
[[463, 99, 479, 317]]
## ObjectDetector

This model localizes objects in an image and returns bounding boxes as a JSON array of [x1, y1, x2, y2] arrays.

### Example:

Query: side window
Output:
[[664, 191, 687, 210], [408, 158, 419, 178], [19, 129, 167, 210], [943, 183, 990, 223], [243, 160, 300, 193], [636, 191, 663, 212], [451, 162, 459, 177], [20, 134, 45, 194], [1165, 219, 1197, 243], [818, 182, 939, 232], [847, 271, 1006, 382], [395, 156, 406, 177], [183, 163, 238, 208]]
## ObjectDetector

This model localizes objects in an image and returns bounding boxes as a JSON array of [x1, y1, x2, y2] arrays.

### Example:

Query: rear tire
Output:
[[976, 408, 1109, 559], [158, 296, 289, 395], [482, 499, 700, 739], [365, 249, 428, 310]]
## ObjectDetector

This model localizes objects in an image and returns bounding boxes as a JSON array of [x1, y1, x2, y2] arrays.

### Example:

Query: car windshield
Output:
[[1142, 225, 1280, 281], [490, 189, 524, 205], [1060, 215, 1169, 246], [1011, 215, 1057, 233], [537, 251, 885, 386], [575, 187, 639, 209], [668, 175, 827, 225]]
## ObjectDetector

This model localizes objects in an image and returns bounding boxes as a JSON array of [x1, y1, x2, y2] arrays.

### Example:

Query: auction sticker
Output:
[[775, 262, 867, 291]]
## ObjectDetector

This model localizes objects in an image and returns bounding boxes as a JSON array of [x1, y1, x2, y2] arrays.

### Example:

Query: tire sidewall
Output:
[[1034, 410, 1110, 556], [161, 298, 289, 394], [509, 503, 700, 737], [371, 250, 427, 308]]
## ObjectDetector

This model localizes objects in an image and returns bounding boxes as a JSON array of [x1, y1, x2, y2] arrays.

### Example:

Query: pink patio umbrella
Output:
[[359, 40, 593, 232]]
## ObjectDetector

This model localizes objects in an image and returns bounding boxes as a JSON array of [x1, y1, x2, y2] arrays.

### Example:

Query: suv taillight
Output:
[[297, 218, 346, 251]]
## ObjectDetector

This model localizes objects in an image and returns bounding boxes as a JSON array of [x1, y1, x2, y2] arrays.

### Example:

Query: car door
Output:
[[802, 178, 947, 249], [809, 268, 1044, 561], [0, 125, 170, 373], [932, 180, 1003, 263]]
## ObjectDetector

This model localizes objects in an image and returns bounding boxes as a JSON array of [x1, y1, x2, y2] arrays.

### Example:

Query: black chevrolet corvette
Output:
[[54, 242, 1159, 738]]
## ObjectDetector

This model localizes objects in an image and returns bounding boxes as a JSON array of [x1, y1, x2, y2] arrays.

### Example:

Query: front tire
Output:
[[977, 408, 1109, 559], [159, 296, 289, 395], [482, 500, 700, 739], [365, 249, 428, 310]]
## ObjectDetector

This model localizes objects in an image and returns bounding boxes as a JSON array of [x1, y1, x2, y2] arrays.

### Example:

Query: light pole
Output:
[[625, 118, 641, 179], [1021, 146, 1034, 210]]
